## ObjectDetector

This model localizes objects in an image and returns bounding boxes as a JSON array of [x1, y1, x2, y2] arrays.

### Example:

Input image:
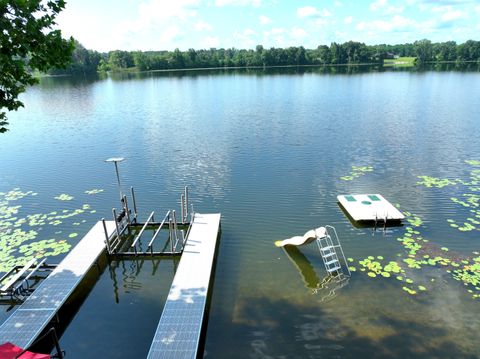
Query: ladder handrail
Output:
[[326, 225, 351, 277]]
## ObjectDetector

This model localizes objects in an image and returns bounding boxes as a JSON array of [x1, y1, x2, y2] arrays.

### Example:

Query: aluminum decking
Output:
[[147, 213, 221, 359], [0, 221, 115, 348]]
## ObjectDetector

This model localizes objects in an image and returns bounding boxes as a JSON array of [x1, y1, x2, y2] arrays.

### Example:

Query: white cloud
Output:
[[316, 18, 330, 26], [441, 10, 463, 22], [430, 5, 466, 27], [292, 27, 308, 39], [263, 27, 311, 48], [201, 36, 220, 48], [111, 0, 202, 50], [385, 5, 404, 14], [431, 5, 448, 13], [233, 28, 257, 48], [334, 1, 343, 7], [215, 0, 261, 7], [271, 28, 285, 35], [297, 6, 331, 18], [137, 0, 200, 22], [356, 15, 416, 33], [259, 15, 272, 25], [370, 0, 403, 14], [160, 26, 182, 44], [344, 16, 353, 24], [195, 20, 212, 31], [370, 0, 387, 11]]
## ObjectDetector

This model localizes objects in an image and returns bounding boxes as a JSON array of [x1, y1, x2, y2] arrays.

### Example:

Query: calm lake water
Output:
[[1, 66, 480, 358]]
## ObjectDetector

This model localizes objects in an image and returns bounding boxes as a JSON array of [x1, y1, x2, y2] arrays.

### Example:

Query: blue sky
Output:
[[57, 0, 480, 52]]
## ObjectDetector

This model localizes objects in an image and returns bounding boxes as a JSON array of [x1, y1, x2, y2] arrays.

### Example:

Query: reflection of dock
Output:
[[147, 213, 221, 359], [0, 221, 116, 348]]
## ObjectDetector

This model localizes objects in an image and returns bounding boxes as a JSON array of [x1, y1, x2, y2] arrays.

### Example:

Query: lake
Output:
[[1, 65, 480, 358]]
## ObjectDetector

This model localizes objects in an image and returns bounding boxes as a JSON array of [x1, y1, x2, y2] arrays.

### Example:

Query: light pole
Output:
[[105, 157, 125, 202]]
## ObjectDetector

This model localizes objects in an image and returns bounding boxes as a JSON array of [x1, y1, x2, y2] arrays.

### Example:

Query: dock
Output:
[[337, 194, 404, 222], [147, 213, 221, 359], [0, 221, 115, 348]]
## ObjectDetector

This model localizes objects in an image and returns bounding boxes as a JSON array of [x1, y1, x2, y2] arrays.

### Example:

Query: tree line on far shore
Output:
[[50, 39, 480, 76]]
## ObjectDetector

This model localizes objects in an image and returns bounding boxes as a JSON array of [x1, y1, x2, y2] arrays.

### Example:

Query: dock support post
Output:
[[102, 218, 111, 254], [131, 186, 138, 222], [123, 195, 131, 225], [169, 217, 174, 253], [184, 186, 189, 222], [112, 208, 121, 248], [181, 194, 185, 225], [172, 210, 179, 251]]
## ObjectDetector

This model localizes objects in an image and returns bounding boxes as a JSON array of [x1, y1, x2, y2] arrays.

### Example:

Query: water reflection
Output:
[[282, 246, 350, 302], [3, 67, 480, 358]]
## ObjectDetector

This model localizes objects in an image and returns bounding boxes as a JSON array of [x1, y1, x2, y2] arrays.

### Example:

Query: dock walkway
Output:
[[147, 213, 221, 359], [0, 221, 115, 348]]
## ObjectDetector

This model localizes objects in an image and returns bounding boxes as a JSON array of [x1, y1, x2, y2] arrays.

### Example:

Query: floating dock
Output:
[[337, 194, 404, 222], [147, 212, 221, 359], [0, 221, 116, 348]]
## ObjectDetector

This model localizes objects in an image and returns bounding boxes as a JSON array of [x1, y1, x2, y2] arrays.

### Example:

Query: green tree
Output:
[[433, 41, 457, 62], [414, 39, 433, 63], [133, 51, 151, 71], [0, 0, 74, 132], [49, 40, 101, 75], [457, 40, 480, 62], [316, 45, 332, 64], [108, 50, 134, 70]]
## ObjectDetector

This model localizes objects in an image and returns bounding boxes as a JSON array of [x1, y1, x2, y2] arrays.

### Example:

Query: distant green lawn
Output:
[[384, 57, 417, 67]]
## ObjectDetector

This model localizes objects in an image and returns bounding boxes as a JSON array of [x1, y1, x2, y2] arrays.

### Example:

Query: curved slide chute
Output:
[[274, 227, 326, 247]]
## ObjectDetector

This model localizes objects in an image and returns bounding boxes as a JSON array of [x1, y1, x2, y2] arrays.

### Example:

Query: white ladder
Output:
[[315, 225, 351, 277]]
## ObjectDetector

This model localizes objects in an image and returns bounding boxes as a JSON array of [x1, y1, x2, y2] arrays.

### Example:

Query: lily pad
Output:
[[54, 194, 74, 201], [85, 189, 104, 195]]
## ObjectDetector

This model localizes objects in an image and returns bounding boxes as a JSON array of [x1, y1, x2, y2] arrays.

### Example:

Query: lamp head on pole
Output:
[[105, 157, 125, 163], [105, 157, 125, 202]]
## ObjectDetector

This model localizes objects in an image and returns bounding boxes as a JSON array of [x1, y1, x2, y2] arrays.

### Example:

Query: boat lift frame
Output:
[[102, 186, 194, 257]]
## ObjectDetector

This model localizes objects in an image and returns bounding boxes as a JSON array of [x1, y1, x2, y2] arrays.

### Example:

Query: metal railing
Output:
[[103, 186, 195, 257]]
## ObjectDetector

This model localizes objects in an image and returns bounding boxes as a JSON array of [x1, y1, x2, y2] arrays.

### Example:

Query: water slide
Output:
[[274, 227, 326, 247]]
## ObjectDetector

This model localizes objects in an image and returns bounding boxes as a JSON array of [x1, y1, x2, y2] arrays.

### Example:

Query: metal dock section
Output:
[[147, 213, 221, 359], [0, 221, 115, 348]]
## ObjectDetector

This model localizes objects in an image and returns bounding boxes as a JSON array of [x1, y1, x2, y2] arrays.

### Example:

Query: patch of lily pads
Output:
[[416, 176, 458, 188], [419, 160, 480, 233], [0, 188, 101, 274], [342, 160, 480, 299], [340, 165, 373, 181], [348, 208, 480, 300]]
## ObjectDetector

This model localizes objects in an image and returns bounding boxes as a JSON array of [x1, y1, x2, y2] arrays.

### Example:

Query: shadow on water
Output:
[[205, 294, 477, 359]]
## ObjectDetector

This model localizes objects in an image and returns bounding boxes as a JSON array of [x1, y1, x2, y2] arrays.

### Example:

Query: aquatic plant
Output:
[[340, 165, 373, 181], [54, 193, 74, 201], [350, 206, 480, 299], [0, 188, 98, 273], [85, 189, 104, 195], [416, 176, 458, 188]]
